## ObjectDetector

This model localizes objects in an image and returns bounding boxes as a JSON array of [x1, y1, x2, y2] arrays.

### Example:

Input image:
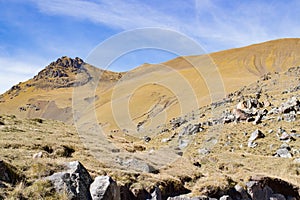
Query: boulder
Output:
[[46, 161, 93, 200], [90, 176, 120, 200]]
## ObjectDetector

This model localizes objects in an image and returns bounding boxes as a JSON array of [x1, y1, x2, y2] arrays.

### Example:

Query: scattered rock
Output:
[[90, 176, 120, 200]]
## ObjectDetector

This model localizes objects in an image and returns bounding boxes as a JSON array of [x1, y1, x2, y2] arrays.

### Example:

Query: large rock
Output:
[[46, 161, 93, 200], [90, 176, 120, 200]]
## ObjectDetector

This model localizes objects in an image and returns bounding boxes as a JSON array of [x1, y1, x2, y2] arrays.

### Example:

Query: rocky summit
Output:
[[0, 39, 300, 199]]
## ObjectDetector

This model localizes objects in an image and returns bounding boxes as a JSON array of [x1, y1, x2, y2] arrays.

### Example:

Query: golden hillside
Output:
[[1, 38, 300, 131]]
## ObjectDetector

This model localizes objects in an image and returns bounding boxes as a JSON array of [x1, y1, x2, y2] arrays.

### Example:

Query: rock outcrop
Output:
[[46, 161, 93, 200]]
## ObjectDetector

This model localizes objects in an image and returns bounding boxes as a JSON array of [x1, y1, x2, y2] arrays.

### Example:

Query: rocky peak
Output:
[[34, 56, 84, 80]]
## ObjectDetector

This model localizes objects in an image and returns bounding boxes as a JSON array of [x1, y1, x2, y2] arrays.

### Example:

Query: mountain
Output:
[[1, 49, 300, 199], [1, 39, 300, 128]]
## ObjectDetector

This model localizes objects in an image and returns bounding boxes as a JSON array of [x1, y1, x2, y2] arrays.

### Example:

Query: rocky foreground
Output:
[[1, 66, 300, 199]]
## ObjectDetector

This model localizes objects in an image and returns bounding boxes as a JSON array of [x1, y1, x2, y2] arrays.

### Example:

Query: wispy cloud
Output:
[[31, 0, 300, 52]]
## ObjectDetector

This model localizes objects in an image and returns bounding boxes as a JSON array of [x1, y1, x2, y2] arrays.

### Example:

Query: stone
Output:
[[33, 151, 45, 159], [46, 161, 93, 200], [270, 194, 286, 200], [149, 187, 162, 200], [219, 195, 232, 200], [248, 129, 265, 147], [280, 132, 292, 141], [143, 136, 151, 142], [161, 138, 171, 143], [179, 139, 189, 150], [275, 148, 292, 158], [253, 109, 268, 125], [90, 176, 120, 200]]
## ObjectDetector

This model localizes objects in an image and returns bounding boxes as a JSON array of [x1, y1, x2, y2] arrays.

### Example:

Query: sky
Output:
[[0, 0, 300, 94]]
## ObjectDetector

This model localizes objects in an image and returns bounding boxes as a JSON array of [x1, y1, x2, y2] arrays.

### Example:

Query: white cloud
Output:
[[0, 56, 46, 94]]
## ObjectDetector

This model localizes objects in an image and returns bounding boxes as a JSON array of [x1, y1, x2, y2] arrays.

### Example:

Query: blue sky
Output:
[[0, 0, 300, 93]]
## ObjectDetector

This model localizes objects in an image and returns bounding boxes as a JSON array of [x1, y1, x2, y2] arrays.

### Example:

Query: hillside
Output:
[[0, 62, 300, 199]]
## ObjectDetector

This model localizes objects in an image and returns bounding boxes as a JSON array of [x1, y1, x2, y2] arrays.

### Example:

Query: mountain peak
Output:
[[34, 56, 84, 80]]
